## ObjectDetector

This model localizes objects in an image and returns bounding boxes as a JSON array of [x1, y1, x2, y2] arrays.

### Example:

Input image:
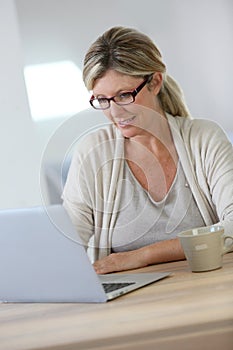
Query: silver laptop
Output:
[[0, 205, 170, 303]]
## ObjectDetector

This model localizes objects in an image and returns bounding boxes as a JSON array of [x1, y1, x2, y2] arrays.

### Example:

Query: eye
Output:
[[98, 97, 108, 105], [117, 92, 133, 101]]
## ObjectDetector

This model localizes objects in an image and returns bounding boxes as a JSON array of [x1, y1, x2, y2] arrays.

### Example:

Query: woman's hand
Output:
[[93, 238, 185, 274], [93, 249, 147, 274]]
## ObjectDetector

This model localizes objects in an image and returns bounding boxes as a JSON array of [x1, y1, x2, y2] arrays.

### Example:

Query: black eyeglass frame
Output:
[[89, 74, 153, 110]]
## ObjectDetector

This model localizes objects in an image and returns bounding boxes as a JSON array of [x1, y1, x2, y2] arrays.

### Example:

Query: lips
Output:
[[117, 116, 136, 127]]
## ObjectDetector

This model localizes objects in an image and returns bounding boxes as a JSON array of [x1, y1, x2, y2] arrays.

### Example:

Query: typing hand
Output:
[[93, 249, 147, 274]]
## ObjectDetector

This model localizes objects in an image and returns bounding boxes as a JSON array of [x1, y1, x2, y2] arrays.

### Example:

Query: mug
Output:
[[177, 225, 233, 272]]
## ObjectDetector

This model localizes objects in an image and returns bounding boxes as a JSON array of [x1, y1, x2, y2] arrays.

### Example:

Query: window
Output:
[[24, 60, 90, 121]]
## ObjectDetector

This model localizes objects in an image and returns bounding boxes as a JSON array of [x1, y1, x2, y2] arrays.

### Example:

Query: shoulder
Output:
[[171, 114, 222, 132], [167, 115, 233, 171], [168, 114, 229, 144], [74, 123, 123, 154], [71, 124, 125, 169]]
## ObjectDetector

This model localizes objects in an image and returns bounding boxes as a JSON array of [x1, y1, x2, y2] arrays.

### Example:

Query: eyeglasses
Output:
[[89, 75, 152, 110]]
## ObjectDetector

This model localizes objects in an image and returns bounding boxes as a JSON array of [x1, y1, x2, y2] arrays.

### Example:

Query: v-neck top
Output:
[[111, 160, 205, 252]]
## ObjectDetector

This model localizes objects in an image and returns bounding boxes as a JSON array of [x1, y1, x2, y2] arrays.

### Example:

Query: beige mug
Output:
[[177, 225, 233, 272]]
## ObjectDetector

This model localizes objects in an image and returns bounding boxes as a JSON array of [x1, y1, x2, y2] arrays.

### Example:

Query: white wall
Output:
[[0, 0, 232, 208], [0, 0, 41, 209], [15, 0, 233, 131]]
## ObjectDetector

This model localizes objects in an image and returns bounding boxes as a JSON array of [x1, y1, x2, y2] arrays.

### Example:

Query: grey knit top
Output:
[[112, 161, 205, 252]]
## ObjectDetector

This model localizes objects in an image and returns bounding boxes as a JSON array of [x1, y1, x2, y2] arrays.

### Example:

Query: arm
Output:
[[204, 124, 233, 238], [93, 238, 185, 274], [62, 126, 125, 262], [62, 146, 95, 249]]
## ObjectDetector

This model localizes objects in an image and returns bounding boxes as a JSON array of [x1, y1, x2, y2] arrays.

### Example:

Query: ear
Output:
[[150, 72, 163, 96]]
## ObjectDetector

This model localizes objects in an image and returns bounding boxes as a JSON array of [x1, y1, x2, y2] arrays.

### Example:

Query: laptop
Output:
[[0, 204, 170, 303]]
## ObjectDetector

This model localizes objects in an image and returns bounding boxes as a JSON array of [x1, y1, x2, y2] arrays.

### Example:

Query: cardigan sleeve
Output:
[[61, 125, 125, 262], [204, 122, 233, 241], [62, 143, 95, 249], [169, 115, 233, 245], [187, 119, 233, 241]]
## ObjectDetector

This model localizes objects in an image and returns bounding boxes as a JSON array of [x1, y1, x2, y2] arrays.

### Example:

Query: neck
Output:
[[128, 113, 174, 155]]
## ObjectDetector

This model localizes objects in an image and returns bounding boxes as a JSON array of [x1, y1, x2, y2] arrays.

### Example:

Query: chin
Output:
[[116, 125, 140, 139]]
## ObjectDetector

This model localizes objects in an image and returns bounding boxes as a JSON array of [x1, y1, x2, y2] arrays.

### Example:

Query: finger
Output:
[[93, 258, 117, 274], [93, 261, 109, 274]]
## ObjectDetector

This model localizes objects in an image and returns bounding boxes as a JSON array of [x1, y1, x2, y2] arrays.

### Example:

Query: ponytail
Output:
[[158, 74, 191, 118]]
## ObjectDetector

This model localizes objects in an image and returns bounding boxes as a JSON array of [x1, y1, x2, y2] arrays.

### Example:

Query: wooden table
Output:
[[0, 253, 232, 350]]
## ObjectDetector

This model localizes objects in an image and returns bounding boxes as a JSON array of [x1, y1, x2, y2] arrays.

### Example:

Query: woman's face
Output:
[[92, 70, 163, 139]]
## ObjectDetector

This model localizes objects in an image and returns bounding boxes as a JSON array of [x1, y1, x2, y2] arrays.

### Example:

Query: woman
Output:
[[62, 26, 233, 273]]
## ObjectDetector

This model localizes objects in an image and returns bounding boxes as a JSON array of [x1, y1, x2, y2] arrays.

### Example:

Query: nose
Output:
[[110, 106, 124, 121], [102, 100, 122, 121], [109, 100, 125, 117]]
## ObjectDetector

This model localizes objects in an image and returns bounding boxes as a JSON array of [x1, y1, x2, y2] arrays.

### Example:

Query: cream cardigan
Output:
[[62, 114, 233, 262]]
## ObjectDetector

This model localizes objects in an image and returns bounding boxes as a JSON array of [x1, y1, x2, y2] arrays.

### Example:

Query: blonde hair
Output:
[[83, 26, 190, 118]]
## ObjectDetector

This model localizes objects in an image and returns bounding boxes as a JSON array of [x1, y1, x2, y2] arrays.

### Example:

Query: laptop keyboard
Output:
[[102, 282, 135, 293]]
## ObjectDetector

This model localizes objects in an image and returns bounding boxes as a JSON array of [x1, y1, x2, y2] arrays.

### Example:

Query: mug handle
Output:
[[223, 235, 233, 254]]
